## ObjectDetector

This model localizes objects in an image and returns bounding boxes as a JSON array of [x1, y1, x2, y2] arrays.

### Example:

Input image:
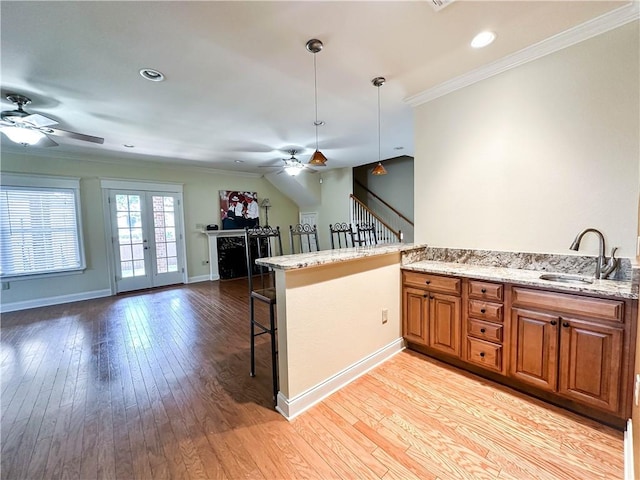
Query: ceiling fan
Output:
[[0, 94, 104, 147], [261, 150, 317, 176]]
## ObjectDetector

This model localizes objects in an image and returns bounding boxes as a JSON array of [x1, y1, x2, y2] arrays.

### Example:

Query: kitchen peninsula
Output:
[[256, 243, 426, 419]]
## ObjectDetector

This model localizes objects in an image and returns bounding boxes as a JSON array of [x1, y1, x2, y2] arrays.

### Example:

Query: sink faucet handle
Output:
[[601, 247, 619, 279]]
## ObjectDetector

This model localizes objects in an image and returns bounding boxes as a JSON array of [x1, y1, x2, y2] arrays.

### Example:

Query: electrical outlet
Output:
[[1, 282, 9, 291], [635, 374, 640, 407], [382, 308, 388, 324]]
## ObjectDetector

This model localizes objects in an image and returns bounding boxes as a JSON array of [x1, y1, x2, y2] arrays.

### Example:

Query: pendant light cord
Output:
[[314, 52, 319, 149], [377, 83, 381, 163]]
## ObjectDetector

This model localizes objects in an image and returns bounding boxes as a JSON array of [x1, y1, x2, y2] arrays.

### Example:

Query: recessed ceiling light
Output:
[[139, 68, 165, 82], [471, 31, 496, 49], [123, 144, 134, 148]]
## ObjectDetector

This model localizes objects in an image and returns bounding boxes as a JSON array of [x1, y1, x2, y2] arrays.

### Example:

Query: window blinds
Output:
[[0, 185, 83, 278]]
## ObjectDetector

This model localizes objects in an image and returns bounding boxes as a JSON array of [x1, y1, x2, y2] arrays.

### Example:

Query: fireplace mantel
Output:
[[202, 229, 246, 280]]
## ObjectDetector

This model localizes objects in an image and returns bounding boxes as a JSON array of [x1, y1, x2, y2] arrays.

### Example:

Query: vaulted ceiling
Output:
[[0, 1, 631, 173]]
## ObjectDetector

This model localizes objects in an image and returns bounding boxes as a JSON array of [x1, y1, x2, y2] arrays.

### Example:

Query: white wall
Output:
[[414, 21, 639, 259], [0, 151, 300, 307]]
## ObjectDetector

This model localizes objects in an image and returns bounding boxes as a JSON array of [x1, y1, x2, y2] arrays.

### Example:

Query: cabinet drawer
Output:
[[467, 337, 502, 372], [468, 280, 504, 302], [468, 318, 503, 343], [403, 271, 461, 295], [512, 287, 624, 323], [468, 300, 503, 323]]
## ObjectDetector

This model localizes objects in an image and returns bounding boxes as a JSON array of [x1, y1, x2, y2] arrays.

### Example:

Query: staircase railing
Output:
[[350, 194, 402, 244], [353, 180, 414, 242]]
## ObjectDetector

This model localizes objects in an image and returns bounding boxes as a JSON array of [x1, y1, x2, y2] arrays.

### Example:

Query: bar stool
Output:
[[329, 223, 355, 249], [245, 226, 283, 402], [356, 223, 377, 246], [289, 223, 320, 253]]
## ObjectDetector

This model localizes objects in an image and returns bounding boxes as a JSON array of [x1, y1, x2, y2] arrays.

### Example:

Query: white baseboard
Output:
[[276, 338, 405, 420], [0, 289, 112, 313], [625, 419, 635, 480], [187, 275, 211, 284]]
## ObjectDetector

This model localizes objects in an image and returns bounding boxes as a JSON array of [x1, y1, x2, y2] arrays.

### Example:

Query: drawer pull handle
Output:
[[429, 296, 434, 300], [480, 308, 486, 314], [425, 280, 431, 285], [480, 328, 486, 333], [481, 288, 487, 293], [479, 352, 485, 358], [423, 294, 428, 298], [550, 320, 557, 326], [562, 322, 570, 328]]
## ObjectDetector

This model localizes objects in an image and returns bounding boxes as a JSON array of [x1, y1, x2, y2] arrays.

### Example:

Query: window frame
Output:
[[0, 173, 86, 280]]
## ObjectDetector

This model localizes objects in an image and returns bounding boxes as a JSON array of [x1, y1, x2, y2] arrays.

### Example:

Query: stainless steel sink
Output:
[[539, 273, 594, 285]]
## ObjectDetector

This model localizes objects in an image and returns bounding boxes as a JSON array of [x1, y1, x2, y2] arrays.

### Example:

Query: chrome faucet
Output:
[[569, 228, 618, 279]]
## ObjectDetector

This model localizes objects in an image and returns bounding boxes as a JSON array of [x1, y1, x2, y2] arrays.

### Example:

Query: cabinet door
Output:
[[403, 287, 429, 346], [558, 318, 623, 413], [429, 293, 461, 357], [510, 308, 559, 391]]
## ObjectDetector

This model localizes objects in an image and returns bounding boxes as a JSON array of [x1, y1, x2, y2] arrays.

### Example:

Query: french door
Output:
[[108, 190, 185, 293]]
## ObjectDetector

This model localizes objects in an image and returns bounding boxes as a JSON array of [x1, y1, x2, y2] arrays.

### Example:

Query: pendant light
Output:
[[371, 76, 388, 176], [306, 39, 327, 166]]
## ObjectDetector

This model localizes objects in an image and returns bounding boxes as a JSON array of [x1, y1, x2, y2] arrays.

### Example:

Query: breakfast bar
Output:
[[256, 243, 426, 419]]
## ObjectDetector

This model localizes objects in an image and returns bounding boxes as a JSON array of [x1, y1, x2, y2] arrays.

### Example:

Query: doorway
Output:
[[103, 182, 186, 294]]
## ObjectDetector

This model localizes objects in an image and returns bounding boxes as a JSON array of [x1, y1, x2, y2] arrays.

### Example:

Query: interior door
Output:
[[109, 190, 184, 293]]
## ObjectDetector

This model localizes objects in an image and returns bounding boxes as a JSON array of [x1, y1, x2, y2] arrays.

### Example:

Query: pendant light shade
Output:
[[306, 39, 327, 166], [372, 162, 388, 175], [371, 76, 387, 176]]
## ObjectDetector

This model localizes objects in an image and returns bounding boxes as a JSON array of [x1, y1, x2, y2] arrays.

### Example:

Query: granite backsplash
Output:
[[402, 247, 633, 282]]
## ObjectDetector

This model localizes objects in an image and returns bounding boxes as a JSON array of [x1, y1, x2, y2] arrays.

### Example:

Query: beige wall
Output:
[[414, 22, 639, 259], [0, 151, 300, 306], [276, 253, 401, 398], [315, 167, 353, 250]]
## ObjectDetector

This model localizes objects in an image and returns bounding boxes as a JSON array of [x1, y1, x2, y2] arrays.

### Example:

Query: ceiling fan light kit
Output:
[[1, 94, 104, 147], [306, 38, 327, 167], [371, 76, 388, 176]]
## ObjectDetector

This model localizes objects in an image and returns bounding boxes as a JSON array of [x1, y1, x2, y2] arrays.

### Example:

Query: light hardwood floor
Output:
[[1, 280, 623, 479]]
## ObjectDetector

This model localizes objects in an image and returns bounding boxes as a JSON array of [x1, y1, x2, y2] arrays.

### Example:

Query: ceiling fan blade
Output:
[[39, 135, 59, 147], [42, 127, 104, 144], [22, 113, 58, 128]]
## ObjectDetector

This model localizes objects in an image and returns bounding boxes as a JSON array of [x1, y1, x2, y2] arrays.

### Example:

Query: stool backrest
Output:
[[244, 226, 283, 292], [329, 223, 356, 249], [356, 223, 377, 246], [289, 224, 320, 254]]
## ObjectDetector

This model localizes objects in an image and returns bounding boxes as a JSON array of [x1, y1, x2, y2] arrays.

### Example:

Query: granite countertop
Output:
[[255, 243, 427, 271], [403, 260, 637, 300]]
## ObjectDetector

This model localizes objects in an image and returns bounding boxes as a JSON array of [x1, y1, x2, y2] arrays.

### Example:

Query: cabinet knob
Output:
[[480, 328, 486, 333], [479, 352, 485, 358], [562, 322, 570, 328], [429, 296, 434, 300], [550, 320, 557, 326], [423, 294, 428, 298], [480, 308, 486, 314], [481, 288, 487, 293], [425, 280, 431, 285]]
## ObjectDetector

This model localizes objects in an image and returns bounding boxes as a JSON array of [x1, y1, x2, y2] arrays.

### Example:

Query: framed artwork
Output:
[[219, 190, 259, 230]]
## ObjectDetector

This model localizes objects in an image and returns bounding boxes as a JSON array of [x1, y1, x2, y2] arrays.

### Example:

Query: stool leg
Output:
[[250, 297, 256, 377], [270, 304, 278, 403]]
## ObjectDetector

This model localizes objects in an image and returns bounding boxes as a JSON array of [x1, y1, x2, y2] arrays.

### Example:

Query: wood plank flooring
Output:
[[1, 279, 623, 479]]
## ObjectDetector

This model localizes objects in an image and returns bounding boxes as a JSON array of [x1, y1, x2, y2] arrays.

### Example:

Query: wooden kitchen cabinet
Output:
[[402, 272, 462, 358], [510, 287, 625, 414]]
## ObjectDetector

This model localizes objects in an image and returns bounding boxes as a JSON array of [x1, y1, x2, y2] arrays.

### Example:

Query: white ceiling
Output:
[[0, 1, 631, 174]]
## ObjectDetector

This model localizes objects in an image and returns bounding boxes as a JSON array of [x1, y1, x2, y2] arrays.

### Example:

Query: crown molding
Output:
[[405, 2, 640, 107]]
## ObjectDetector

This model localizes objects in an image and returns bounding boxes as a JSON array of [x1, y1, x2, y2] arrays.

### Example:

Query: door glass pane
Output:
[[152, 196, 179, 276], [115, 194, 146, 279]]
